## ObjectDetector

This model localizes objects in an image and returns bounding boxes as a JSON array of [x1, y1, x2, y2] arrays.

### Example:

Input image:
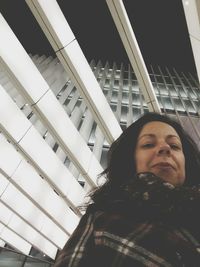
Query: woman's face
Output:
[[135, 121, 186, 186]]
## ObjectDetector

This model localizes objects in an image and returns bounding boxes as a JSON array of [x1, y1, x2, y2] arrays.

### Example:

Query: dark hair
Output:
[[89, 112, 200, 206]]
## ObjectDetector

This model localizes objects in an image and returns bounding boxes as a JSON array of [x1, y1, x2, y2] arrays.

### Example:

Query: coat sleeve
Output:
[[53, 206, 97, 267]]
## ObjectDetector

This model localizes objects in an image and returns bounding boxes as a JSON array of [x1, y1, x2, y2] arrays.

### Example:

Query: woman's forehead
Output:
[[138, 121, 180, 137]]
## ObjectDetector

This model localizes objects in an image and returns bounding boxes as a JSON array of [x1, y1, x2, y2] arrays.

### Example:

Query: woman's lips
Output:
[[152, 162, 174, 169]]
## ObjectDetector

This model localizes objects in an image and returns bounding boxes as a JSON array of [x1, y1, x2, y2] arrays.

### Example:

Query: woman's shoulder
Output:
[[85, 202, 151, 236]]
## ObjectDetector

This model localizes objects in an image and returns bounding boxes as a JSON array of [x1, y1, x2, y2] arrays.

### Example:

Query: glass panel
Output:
[[123, 71, 128, 79], [173, 77, 181, 85], [132, 107, 142, 121], [132, 81, 139, 92], [132, 93, 140, 105], [24, 258, 51, 266], [152, 83, 159, 94], [157, 96, 163, 108], [167, 85, 178, 97], [103, 89, 108, 97], [164, 77, 172, 84], [193, 88, 200, 98], [114, 79, 119, 89], [149, 75, 155, 82], [181, 77, 189, 86], [121, 106, 128, 123], [156, 76, 164, 83], [122, 79, 129, 91], [161, 96, 173, 110], [105, 79, 110, 86], [110, 104, 117, 113], [188, 88, 197, 100], [141, 95, 147, 107], [158, 84, 168, 96], [68, 87, 76, 98], [188, 78, 197, 87], [183, 100, 196, 113], [100, 147, 109, 170], [111, 90, 118, 103], [0, 247, 53, 267], [176, 86, 187, 97], [122, 91, 129, 104], [193, 100, 200, 110], [0, 248, 25, 267], [173, 98, 185, 111], [131, 71, 137, 80]]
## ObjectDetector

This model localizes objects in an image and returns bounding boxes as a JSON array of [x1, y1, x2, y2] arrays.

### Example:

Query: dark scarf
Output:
[[87, 173, 200, 266], [108, 172, 200, 265], [114, 172, 200, 228]]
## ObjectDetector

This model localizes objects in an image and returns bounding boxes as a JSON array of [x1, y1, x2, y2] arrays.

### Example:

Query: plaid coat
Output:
[[54, 173, 200, 267]]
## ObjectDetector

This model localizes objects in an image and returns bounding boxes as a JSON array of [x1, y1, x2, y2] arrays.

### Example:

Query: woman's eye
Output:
[[142, 143, 154, 148], [170, 144, 180, 150]]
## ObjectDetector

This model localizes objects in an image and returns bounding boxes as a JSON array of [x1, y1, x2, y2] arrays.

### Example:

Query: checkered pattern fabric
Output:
[[54, 173, 200, 267]]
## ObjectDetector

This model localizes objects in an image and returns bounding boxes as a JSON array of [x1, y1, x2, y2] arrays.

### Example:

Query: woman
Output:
[[54, 112, 200, 267]]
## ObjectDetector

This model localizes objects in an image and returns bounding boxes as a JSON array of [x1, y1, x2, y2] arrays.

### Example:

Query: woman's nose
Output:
[[157, 143, 171, 155]]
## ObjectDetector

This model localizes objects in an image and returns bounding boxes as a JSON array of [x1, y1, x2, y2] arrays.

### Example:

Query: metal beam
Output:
[[106, 0, 161, 113], [26, 0, 122, 143]]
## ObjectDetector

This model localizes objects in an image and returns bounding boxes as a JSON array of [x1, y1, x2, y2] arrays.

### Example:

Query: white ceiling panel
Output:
[[26, 0, 75, 51], [0, 15, 49, 104]]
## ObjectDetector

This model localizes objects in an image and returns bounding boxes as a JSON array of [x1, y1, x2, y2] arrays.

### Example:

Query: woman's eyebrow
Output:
[[138, 134, 155, 140], [166, 135, 181, 141], [138, 134, 180, 140]]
